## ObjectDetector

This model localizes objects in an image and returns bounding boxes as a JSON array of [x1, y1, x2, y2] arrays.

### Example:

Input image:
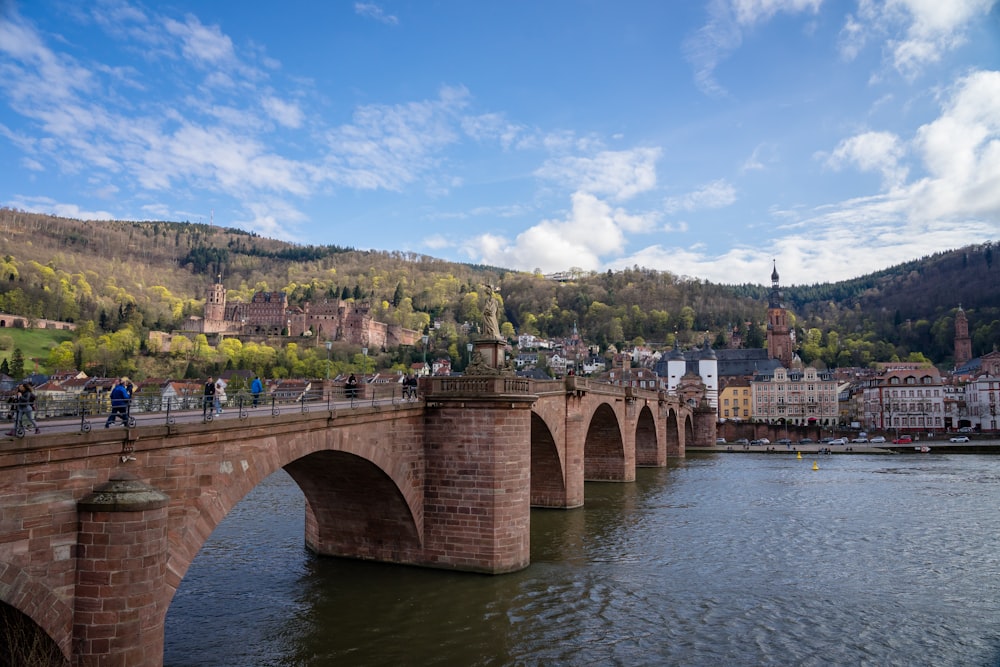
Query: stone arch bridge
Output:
[[0, 376, 715, 666]]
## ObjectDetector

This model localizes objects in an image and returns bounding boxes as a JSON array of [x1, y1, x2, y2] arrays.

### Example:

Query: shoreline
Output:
[[691, 440, 1000, 455]]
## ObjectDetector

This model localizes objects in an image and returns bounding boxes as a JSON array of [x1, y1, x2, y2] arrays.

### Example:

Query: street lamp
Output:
[[467, 342, 473, 369], [286, 319, 291, 337], [325, 341, 332, 380], [421, 335, 429, 375], [361, 347, 368, 385]]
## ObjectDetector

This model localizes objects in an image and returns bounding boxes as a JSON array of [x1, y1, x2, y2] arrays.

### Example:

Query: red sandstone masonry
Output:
[[0, 383, 702, 666]]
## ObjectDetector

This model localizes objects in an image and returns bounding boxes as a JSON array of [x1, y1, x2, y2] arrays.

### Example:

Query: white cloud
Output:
[[238, 199, 308, 241], [354, 3, 399, 25], [468, 191, 633, 272], [164, 15, 236, 68], [597, 68, 1000, 285], [731, 0, 822, 26], [461, 112, 527, 150], [320, 86, 468, 191], [825, 130, 908, 189], [535, 147, 661, 201], [684, 0, 821, 97], [664, 179, 737, 213], [261, 96, 304, 129], [841, 0, 997, 77], [423, 234, 452, 250], [908, 69, 1000, 221], [8, 195, 115, 221]]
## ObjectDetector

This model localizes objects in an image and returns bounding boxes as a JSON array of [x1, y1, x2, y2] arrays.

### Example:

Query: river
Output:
[[164, 453, 1000, 666]]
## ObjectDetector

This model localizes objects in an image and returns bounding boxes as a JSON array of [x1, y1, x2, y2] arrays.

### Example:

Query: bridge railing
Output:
[[3, 384, 424, 437]]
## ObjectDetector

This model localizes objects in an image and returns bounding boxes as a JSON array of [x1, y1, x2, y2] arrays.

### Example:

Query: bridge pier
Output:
[[75, 473, 171, 667], [422, 378, 536, 573]]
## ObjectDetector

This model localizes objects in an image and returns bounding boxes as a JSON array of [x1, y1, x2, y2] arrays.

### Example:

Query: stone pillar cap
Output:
[[78, 471, 170, 512]]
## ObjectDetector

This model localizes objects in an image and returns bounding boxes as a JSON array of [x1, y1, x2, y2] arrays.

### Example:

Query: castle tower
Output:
[[666, 340, 686, 395], [954, 305, 972, 368], [204, 275, 226, 323], [698, 340, 718, 409], [766, 261, 793, 368]]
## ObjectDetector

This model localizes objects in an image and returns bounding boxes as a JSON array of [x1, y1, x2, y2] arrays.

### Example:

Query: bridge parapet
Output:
[[422, 375, 532, 397]]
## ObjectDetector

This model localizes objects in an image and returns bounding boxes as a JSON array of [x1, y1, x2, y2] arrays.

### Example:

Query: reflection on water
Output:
[[165, 455, 1000, 666]]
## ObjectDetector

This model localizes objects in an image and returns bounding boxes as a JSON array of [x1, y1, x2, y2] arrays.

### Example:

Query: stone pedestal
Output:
[[473, 337, 506, 370]]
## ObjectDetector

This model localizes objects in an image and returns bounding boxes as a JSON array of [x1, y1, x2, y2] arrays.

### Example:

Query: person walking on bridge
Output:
[[214, 379, 227, 415], [104, 378, 131, 428], [203, 376, 215, 419], [251, 376, 263, 407], [5, 383, 39, 435]]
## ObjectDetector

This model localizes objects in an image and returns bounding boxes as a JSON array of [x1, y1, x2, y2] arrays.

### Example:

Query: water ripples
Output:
[[166, 455, 1000, 666]]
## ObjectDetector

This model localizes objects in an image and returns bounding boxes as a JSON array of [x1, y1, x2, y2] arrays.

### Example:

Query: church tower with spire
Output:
[[954, 305, 972, 368], [766, 261, 793, 368]]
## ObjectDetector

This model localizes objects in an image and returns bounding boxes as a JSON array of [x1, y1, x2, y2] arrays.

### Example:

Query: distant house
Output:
[[271, 379, 311, 402], [431, 358, 452, 376], [160, 381, 205, 411]]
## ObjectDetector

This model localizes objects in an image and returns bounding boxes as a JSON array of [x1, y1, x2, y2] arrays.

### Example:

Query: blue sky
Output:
[[1, 1, 998, 286]]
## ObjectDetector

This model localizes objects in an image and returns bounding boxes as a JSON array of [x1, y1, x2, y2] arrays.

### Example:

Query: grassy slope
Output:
[[0, 327, 75, 375]]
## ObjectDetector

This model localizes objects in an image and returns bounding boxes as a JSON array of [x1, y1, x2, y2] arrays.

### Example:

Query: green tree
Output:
[[10, 348, 24, 378], [47, 341, 77, 370]]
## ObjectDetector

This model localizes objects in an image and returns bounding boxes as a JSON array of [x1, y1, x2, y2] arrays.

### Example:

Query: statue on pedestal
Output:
[[482, 284, 501, 340]]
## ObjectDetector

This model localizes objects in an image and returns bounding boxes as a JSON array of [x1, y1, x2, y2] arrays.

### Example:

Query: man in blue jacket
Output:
[[251, 376, 263, 407], [105, 378, 131, 428]]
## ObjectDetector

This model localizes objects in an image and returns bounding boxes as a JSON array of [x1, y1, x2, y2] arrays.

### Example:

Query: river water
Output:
[[164, 453, 1000, 666]]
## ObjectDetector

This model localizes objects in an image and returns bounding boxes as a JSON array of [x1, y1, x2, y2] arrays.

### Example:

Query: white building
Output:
[[751, 366, 838, 425], [965, 374, 1000, 432]]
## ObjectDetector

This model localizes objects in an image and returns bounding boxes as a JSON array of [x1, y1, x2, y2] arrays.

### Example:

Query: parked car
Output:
[[775, 438, 792, 446], [829, 437, 848, 446], [734, 438, 750, 446], [894, 435, 913, 444], [950, 435, 970, 443], [958, 427, 974, 433], [797, 438, 814, 445], [851, 436, 869, 443], [716, 437, 727, 444], [869, 436, 887, 443]]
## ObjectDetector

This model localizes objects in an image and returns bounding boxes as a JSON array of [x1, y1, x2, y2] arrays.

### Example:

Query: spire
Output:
[[768, 260, 783, 309]]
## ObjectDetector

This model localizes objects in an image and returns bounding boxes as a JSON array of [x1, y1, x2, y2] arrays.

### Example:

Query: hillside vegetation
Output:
[[0, 208, 996, 377]]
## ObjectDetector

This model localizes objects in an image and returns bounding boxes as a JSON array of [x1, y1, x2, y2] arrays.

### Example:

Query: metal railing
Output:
[[2, 384, 425, 438]]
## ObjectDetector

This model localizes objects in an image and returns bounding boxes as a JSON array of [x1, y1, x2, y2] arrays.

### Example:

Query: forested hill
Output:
[[728, 243, 997, 316], [0, 208, 996, 368]]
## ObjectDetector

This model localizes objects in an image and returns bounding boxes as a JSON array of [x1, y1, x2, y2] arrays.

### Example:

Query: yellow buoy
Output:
[[812, 461, 819, 470], [796, 451, 802, 459]]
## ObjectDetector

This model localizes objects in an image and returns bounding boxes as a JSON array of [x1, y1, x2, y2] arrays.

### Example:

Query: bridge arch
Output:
[[285, 450, 422, 561], [664, 407, 681, 457], [635, 403, 659, 466], [0, 564, 72, 664], [165, 420, 425, 592], [530, 411, 566, 508], [584, 403, 627, 481]]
